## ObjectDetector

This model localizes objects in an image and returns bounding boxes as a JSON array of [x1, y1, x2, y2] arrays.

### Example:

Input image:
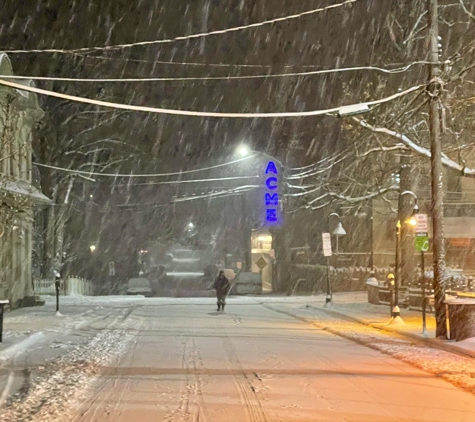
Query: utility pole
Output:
[[427, 0, 447, 338]]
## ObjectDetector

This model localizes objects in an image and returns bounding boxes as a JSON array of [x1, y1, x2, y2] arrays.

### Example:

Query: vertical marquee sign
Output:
[[263, 161, 282, 226]]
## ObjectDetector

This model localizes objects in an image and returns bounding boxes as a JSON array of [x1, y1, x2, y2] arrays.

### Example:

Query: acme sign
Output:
[[264, 161, 281, 226]]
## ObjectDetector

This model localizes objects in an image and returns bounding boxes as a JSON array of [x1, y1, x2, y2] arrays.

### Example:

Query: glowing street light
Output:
[[237, 145, 250, 157], [328, 213, 347, 255], [89, 245, 96, 253], [234, 144, 283, 166]]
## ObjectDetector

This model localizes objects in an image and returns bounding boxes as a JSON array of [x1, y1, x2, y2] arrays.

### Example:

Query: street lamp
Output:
[[328, 213, 347, 255], [392, 191, 418, 323], [325, 213, 347, 307], [336, 103, 371, 117], [234, 144, 284, 167], [237, 144, 251, 157], [332, 221, 347, 254], [89, 245, 96, 253]]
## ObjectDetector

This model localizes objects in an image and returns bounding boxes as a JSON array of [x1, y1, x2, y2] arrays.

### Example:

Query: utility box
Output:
[[233, 272, 262, 295]]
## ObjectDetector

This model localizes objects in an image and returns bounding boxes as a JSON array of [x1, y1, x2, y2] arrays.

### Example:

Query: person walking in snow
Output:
[[213, 270, 230, 311]]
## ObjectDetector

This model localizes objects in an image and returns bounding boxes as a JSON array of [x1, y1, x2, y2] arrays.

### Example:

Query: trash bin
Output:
[[366, 279, 380, 305], [445, 298, 475, 341]]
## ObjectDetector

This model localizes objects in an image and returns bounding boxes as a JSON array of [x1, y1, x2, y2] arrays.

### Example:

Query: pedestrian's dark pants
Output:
[[217, 292, 227, 310]]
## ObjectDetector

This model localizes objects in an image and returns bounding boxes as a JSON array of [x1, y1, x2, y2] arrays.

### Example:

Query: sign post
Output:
[[54, 271, 61, 315], [415, 213, 429, 337], [0, 300, 9, 342], [255, 256, 268, 283], [322, 233, 332, 307]]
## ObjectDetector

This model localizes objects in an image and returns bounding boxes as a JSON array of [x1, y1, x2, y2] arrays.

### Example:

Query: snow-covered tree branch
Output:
[[353, 117, 475, 177]]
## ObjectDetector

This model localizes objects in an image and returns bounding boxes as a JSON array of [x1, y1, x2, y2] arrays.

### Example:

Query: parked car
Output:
[[126, 278, 152, 296]]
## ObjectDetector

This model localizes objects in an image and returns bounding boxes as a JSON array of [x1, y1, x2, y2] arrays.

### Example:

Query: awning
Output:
[[0, 177, 51, 204]]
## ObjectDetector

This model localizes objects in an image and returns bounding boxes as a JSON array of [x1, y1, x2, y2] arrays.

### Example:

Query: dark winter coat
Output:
[[213, 275, 230, 293]]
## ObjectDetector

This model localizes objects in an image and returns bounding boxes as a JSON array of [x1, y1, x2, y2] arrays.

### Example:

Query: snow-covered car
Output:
[[231, 272, 261, 295], [126, 278, 152, 296]]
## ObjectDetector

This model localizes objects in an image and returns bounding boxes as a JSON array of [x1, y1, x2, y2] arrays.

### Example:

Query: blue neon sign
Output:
[[263, 161, 281, 226]]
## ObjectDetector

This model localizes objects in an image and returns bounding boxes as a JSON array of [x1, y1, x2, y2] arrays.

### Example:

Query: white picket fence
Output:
[[33, 276, 94, 296]]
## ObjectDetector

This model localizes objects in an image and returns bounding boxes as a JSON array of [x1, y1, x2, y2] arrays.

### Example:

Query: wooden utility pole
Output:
[[427, 0, 447, 338]]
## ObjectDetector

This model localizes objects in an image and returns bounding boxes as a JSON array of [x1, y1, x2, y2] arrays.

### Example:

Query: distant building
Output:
[[0, 54, 50, 307]]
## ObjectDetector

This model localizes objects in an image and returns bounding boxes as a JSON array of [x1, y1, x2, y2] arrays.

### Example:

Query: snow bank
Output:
[[0, 332, 45, 363], [270, 304, 475, 394], [0, 314, 139, 421]]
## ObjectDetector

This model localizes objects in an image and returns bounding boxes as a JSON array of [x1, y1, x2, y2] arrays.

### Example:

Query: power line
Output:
[[78, 54, 283, 68], [2, 0, 358, 55], [117, 185, 259, 208], [173, 185, 259, 202], [286, 151, 353, 179], [106, 175, 260, 186], [0, 62, 432, 84], [33, 156, 256, 178], [55, 52, 440, 71], [0, 78, 424, 118]]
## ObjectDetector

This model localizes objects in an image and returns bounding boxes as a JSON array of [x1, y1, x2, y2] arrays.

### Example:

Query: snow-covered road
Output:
[[66, 297, 475, 421], [2, 296, 475, 421]]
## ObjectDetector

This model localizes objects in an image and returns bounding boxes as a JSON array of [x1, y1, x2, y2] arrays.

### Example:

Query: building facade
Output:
[[0, 54, 50, 307]]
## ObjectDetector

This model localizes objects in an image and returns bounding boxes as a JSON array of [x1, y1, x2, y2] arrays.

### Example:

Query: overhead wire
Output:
[[286, 151, 353, 179], [33, 155, 256, 178], [48, 51, 441, 71], [0, 78, 425, 119], [0, 62, 434, 83], [104, 175, 260, 185], [172, 185, 259, 202], [2, 0, 358, 55], [117, 185, 259, 208]]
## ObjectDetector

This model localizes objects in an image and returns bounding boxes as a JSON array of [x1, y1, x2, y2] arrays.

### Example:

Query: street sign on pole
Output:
[[415, 213, 428, 234], [415, 233, 430, 252], [255, 257, 268, 270], [322, 233, 332, 257]]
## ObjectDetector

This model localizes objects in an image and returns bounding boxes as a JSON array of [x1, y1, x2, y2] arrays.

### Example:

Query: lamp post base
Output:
[[387, 306, 405, 325], [324, 295, 332, 308]]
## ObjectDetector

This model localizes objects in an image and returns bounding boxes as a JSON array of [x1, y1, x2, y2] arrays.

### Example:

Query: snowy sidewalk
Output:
[[0, 295, 121, 362], [307, 291, 475, 358], [264, 295, 475, 394]]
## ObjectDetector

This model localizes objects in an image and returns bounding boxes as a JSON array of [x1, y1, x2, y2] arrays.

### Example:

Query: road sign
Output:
[[415, 213, 428, 234], [322, 232, 332, 257], [255, 257, 268, 270], [415, 233, 429, 252]]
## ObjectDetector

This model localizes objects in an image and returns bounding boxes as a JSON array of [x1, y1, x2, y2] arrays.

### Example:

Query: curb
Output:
[[316, 306, 475, 359], [0, 332, 45, 364]]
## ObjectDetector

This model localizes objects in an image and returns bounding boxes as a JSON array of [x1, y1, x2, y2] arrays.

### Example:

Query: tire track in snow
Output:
[[164, 336, 210, 422], [0, 308, 141, 422], [72, 308, 144, 422], [220, 319, 270, 422]]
